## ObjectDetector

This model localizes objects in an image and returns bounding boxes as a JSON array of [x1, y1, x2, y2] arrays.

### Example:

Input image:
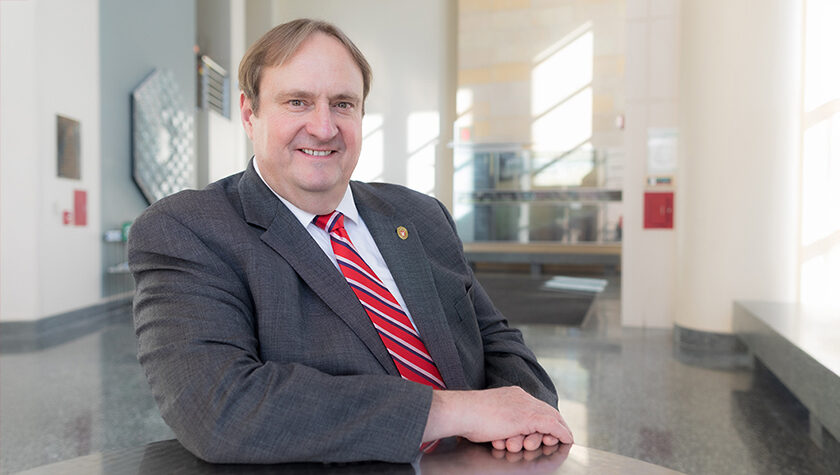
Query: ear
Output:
[[240, 92, 256, 141]]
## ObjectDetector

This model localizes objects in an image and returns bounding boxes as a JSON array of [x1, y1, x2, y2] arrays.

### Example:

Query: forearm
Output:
[[133, 276, 434, 463], [156, 357, 433, 463]]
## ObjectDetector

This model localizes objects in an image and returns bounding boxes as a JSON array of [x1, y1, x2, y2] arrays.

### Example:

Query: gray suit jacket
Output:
[[129, 162, 557, 464]]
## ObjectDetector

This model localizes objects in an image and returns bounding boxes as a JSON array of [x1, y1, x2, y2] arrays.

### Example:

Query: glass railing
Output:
[[453, 144, 622, 245]]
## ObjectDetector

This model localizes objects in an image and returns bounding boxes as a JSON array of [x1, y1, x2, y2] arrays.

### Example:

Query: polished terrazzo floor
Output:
[[1, 273, 837, 474]]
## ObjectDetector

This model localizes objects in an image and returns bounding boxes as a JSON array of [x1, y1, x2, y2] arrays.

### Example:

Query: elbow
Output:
[[171, 422, 244, 464], [160, 401, 249, 464]]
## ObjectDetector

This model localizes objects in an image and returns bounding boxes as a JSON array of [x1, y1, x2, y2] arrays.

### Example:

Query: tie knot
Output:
[[314, 211, 344, 233]]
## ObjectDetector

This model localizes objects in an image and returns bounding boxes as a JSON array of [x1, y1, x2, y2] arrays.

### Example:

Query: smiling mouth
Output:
[[300, 148, 334, 157]]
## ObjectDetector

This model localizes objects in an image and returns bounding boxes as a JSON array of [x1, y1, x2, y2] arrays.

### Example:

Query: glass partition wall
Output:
[[453, 144, 622, 248]]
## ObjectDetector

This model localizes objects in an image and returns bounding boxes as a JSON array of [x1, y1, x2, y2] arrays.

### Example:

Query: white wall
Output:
[[1, 0, 101, 321], [0, 1, 40, 320], [261, 0, 456, 203]]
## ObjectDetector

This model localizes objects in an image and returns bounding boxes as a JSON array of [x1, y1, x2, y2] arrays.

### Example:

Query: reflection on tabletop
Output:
[[19, 437, 685, 474], [419, 437, 572, 474]]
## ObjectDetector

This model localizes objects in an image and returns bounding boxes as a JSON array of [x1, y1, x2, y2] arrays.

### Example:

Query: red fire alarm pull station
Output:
[[644, 191, 673, 229]]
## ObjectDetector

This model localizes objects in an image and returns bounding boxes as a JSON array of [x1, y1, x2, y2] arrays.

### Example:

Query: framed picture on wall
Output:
[[57, 114, 81, 179]]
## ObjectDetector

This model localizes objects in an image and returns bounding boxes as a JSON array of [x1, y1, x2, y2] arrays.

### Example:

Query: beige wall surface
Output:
[[457, 0, 625, 153]]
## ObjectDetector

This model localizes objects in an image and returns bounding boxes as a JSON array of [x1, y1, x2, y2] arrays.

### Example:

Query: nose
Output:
[[305, 102, 338, 140]]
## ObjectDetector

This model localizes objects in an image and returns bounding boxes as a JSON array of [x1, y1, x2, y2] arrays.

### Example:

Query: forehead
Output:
[[260, 32, 364, 96]]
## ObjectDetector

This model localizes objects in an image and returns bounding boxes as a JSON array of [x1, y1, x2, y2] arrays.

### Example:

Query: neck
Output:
[[272, 183, 347, 216]]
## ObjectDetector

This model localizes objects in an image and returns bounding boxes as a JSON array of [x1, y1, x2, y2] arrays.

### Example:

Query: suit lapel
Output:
[[238, 164, 398, 375], [352, 183, 468, 389]]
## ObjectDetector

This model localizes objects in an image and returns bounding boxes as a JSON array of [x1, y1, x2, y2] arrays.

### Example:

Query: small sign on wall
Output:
[[647, 128, 678, 176], [57, 115, 81, 180], [646, 175, 673, 186]]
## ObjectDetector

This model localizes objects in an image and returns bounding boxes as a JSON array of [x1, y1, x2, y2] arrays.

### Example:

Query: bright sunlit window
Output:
[[406, 111, 439, 196], [531, 24, 593, 117], [530, 24, 594, 178], [353, 113, 384, 182], [799, 0, 840, 308]]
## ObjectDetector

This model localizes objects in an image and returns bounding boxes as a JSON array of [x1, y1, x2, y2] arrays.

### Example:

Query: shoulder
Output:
[[351, 181, 459, 240], [352, 181, 443, 213], [132, 172, 246, 237]]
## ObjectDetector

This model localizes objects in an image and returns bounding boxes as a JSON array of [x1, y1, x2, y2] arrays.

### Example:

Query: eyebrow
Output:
[[273, 90, 361, 104], [331, 93, 362, 104]]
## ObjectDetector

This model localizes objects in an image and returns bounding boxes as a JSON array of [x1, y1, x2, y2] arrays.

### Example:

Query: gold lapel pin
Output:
[[396, 226, 409, 240]]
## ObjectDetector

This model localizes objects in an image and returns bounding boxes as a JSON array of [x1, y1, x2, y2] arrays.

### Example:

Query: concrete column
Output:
[[675, 0, 801, 334]]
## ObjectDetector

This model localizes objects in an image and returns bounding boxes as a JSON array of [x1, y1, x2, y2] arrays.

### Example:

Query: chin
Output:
[[300, 178, 346, 194]]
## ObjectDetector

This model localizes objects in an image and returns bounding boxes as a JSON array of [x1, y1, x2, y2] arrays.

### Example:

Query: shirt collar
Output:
[[253, 158, 359, 228]]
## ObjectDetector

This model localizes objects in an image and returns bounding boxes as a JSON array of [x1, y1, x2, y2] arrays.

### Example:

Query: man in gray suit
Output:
[[129, 18, 572, 464]]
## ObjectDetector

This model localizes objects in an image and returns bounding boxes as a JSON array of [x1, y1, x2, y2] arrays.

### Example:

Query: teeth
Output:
[[301, 149, 331, 157]]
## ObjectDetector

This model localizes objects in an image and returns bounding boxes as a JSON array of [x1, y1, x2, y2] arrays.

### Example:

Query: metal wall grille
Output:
[[197, 55, 230, 118]]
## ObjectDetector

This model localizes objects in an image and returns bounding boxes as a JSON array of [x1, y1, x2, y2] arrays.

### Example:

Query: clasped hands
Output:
[[423, 386, 573, 453]]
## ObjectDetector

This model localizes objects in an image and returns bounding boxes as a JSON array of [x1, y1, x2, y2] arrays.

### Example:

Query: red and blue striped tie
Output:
[[314, 211, 446, 390]]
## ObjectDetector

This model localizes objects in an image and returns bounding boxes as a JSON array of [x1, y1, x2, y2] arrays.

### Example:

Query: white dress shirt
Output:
[[253, 160, 418, 327]]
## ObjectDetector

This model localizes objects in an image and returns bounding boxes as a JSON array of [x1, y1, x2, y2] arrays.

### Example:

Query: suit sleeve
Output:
[[436, 200, 559, 408], [129, 202, 432, 464]]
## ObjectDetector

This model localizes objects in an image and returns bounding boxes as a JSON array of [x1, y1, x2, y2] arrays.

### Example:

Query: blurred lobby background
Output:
[[1, 0, 839, 473]]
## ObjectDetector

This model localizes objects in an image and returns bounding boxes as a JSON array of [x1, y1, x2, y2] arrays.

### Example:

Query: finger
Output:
[[532, 409, 574, 444], [555, 412, 574, 436], [491, 439, 506, 451], [542, 434, 559, 446], [555, 424, 574, 444], [539, 424, 573, 445], [522, 432, 543, 451], [505, 435, 525, 452]]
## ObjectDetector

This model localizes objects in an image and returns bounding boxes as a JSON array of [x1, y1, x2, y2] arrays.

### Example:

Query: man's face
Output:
[[241, 33, 364, 212]]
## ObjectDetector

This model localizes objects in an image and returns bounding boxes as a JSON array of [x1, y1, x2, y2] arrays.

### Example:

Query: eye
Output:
[[335, 102, 353, 110], [289, 99, 304, 107]]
